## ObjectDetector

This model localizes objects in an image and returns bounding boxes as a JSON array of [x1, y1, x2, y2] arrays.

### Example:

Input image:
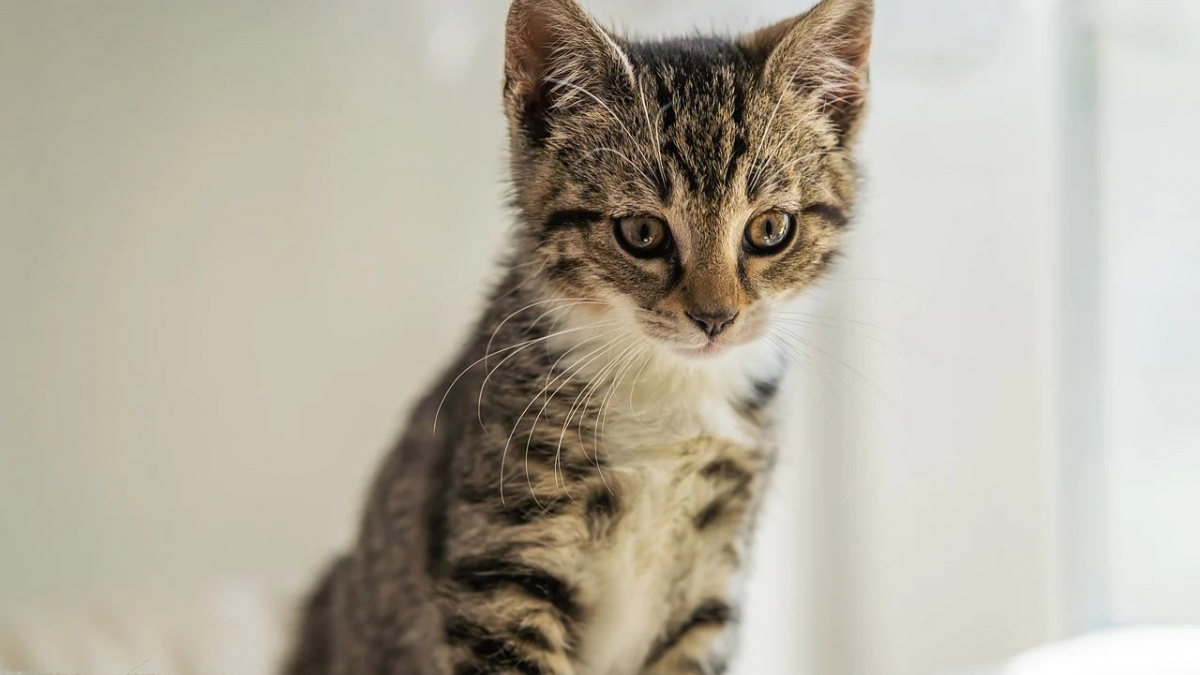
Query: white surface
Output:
[[0, 582, 292, 675], [1004, 627, 1200, 675]]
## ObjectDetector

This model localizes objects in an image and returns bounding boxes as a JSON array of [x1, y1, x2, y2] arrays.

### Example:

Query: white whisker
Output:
[[626, 345, 655, 428], [555, 337, 639, 488], [569, 339, 639, 456], [634, 72, 667, 184], [772, 316, 904, 357], [477, 322, 624, 428], [772, 327, 906, 431], [580, 147, 657, 190], [433, 317, 615, 434], [755, 148, 839, 191], [527, 334, 633, 502], [746, 82, 788, 192], [485, 297, 608, 369], [545, 77, 657, 170], [595, 344, 647, 458], [498, 333, 629, 509], [775, 309, 903, 340]]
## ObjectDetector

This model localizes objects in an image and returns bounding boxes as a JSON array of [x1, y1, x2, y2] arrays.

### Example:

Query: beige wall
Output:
[[1, 2, 509, 598], [1, 2, 1075, 675]]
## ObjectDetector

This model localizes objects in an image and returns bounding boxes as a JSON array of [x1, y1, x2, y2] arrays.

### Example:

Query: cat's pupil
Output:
[[638, 224, 651, 243]]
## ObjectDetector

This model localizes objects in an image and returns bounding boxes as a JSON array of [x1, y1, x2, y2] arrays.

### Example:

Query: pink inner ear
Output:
[[504, 15, 549, 98], [503, 0, 630, 108], [504, 0, 589, 100], [808, 1, 873, 73], [754, 0, 873, 139], [740, 15, 805, 62], [743, 0, 873, 69]]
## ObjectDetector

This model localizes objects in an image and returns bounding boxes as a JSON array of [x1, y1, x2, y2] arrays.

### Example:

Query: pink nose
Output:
[[686, 308, 738, 338]]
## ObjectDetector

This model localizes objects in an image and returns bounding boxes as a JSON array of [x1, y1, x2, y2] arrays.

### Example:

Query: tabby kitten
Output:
[[284, 0, 871, 673]]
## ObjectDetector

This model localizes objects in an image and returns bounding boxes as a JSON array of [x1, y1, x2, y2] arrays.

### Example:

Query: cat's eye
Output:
[[743, 211, 795, 255], [613, 216, 672, 258]]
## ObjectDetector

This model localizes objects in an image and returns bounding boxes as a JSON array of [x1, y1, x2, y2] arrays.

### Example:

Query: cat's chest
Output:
[[573, 435, 766, 675], [560, 344, 781, 674]]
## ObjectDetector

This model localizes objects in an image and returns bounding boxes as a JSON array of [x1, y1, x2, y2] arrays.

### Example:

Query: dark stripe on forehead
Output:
[[653, 69, 676, 130], [663, 138, 700, 194], [546, 209, 603, 230], [646, 70, 676, 200], [724, 73, 749, 185], [658, 65, 703, 194], [657, 65, 747, 199], [626, 40, 762, 201], [731, 73, 746, 127], [725, 135, 748, 186]]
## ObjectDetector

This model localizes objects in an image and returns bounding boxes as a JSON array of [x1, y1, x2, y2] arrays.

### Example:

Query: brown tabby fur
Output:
[[283, 0, 871, 673]]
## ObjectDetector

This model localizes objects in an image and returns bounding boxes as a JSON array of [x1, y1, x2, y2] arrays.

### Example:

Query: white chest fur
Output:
[[597, 340, 781, 459], [570, 344, 780, 675], [575, 443, 759, 675]]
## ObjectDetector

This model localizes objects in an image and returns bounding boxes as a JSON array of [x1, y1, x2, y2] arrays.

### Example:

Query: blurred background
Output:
[[1, 1, 1198, 674]]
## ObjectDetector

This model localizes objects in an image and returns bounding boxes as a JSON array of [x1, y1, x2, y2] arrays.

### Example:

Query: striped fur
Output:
[[283, 1, 871, 673]]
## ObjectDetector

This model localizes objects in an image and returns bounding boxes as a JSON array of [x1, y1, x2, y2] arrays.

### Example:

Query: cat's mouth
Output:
[[687, 342, 727, 358], [668, 340, 729, 359]]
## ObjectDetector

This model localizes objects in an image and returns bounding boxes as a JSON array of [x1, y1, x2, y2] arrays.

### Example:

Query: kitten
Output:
[[283, 0, 871, 673]]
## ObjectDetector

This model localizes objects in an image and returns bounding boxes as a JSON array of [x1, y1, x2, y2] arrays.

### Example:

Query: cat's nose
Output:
[[686, 307, 739, 338]]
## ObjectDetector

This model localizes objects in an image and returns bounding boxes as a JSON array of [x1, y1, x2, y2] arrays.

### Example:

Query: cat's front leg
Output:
[[640, 600, 736, 675], [439, 555, 581, 675]]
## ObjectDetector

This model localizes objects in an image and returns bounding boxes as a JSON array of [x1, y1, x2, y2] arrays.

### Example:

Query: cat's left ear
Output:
[[742, 0, 873, 144], [504, 0, 633, 143]]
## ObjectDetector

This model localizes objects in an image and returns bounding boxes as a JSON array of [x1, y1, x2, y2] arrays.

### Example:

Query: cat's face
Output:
[[504, 0, 871, 359]]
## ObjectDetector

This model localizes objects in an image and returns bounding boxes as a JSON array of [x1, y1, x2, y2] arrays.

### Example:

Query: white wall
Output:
[[822, 2, 1064, 672], [0, 0, 509, 597], [1096, 0, 1200, 627]]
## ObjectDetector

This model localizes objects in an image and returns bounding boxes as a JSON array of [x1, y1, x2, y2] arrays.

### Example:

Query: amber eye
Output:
[[613, 216, 672, 258], [743, 211, 795, 255]]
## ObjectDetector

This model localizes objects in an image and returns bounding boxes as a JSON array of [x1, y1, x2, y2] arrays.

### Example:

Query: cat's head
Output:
[[503, 0, 871, 360]]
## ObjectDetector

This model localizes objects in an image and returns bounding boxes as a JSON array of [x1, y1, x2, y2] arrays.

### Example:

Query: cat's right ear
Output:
[[742, 0, 873, 144], [504, 0, 631, 144]]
